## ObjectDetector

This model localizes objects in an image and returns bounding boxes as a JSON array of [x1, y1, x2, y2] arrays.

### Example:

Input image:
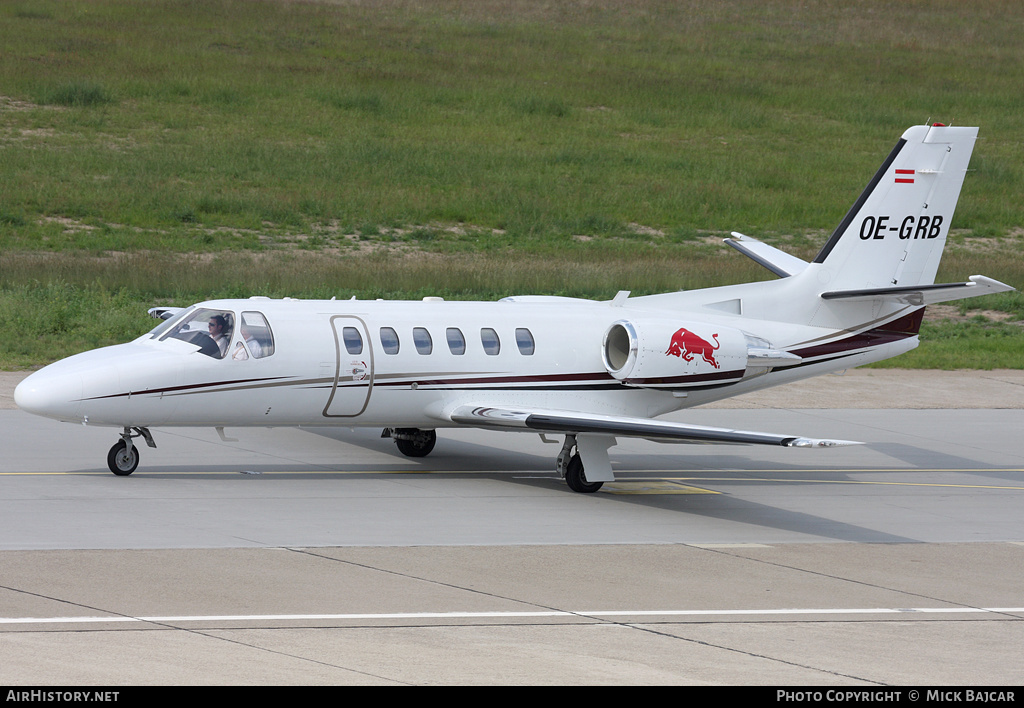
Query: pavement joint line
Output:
[[4, 607, 1024, 625]]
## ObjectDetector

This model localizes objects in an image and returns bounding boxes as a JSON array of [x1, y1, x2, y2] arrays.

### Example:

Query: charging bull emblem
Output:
[[666, 328, 721, 369]]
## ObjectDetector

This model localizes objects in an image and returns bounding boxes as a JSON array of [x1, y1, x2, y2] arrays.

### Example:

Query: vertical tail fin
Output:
[[811, 124, 978, 291]]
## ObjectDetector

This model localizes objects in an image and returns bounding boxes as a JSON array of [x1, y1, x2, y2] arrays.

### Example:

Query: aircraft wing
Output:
[[443, 404, 860, 448]]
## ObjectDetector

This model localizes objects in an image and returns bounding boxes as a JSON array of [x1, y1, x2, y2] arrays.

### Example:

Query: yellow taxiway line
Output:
[[4, 468, 1024, 496]]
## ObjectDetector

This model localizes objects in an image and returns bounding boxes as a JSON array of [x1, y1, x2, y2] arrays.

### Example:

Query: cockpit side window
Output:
[[159, 308, 234, 359], [240, 311, 274, 358]]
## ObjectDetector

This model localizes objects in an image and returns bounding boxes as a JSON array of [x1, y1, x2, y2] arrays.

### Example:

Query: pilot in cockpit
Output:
[[208, 315, 230, 358], [157, 308, 238, 359]]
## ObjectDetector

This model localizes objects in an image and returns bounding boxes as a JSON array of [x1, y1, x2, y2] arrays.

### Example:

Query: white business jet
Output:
[[14, 125, 1015, 491]]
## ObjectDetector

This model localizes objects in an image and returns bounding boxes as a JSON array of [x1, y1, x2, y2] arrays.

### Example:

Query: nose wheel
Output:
[[107, 440, 139, 476], [107, 427, 156, 476]]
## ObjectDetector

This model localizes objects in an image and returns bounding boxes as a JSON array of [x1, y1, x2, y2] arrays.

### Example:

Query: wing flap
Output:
[[445, 404, 859, 448]]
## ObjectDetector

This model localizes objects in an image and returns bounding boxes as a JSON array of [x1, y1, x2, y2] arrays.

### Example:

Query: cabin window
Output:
[[380, 327, 400, 355], [446, 327, 466, 355], [481, 328, 500, 355], [239, 311, 275, 359], [515, 328, 535, 355], [413, 327, 432, 355], [342, 326, 363, 355]]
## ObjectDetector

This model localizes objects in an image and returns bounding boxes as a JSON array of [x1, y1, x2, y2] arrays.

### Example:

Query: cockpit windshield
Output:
[[147, 306, 195, 340], [158, 308, 235, 359]]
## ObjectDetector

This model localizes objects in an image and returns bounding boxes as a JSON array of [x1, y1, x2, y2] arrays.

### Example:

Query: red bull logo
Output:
[[666, 328, 721, 369]]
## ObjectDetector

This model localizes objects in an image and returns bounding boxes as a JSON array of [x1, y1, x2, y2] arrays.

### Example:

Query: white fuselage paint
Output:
[[15, 288, 914, 431]]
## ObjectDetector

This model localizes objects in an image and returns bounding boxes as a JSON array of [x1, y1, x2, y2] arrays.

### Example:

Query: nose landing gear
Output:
[[107, 427, 156, 476]]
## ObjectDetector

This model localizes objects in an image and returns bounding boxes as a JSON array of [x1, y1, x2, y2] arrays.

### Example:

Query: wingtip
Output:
[[787, 438, 864, 448], [968, 275, 1016, 293]]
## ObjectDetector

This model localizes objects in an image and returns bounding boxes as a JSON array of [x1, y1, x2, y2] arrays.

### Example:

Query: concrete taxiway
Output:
[[1, 369, 1023, 684]]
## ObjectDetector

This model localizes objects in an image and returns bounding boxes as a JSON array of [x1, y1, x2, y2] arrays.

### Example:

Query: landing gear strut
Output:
[[107, 427, 155, 476], [556, 434, 603, 493], [383, 428, 437, 457]]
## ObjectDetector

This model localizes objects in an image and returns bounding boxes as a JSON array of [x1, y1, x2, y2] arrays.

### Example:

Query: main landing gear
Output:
[[106, 426, 156, 476], [556, 434, 604, 493], [382, 429, 607, 493], [383, 428, 437, 457]]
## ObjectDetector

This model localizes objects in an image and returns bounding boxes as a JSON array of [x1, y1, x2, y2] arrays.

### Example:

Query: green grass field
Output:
[[1, 0, 1022, 369]]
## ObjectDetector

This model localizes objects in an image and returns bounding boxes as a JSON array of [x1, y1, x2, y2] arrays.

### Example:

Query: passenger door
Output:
[[323, 316, 373, 417]]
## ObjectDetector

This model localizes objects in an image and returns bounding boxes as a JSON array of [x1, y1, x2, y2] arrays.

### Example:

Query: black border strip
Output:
[[523, 413, 795, 446], [812, 137, 907, 264], [821, 282, 970, 300]]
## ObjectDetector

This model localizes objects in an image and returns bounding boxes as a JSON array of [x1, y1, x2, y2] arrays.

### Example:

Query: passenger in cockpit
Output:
[[241, 323, 263, 358], [231, 323, 264, 361]]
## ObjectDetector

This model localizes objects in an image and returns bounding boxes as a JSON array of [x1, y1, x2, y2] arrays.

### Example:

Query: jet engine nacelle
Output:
[[602, 319, 749, 388]]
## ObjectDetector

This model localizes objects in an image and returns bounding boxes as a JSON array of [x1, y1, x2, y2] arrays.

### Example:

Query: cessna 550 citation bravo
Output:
[[15, 125, 1015, 491]]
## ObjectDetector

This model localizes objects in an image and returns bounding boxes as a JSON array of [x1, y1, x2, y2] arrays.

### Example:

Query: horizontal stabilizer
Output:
[[446, 404, 860, 448], [821, 275, 1015, 306], [725, 232, 809, 278]]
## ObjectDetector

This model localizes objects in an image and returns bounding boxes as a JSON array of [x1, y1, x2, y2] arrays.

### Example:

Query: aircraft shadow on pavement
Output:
[[303, 426, 558, 471], [53, 428, 1009, 543]]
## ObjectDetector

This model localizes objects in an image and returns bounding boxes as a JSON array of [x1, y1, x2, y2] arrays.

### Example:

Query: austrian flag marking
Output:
[[895, 169, 915, 184]]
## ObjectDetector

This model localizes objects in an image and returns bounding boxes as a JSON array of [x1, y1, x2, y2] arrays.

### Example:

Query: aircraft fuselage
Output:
[[15, 290, 916, 431]]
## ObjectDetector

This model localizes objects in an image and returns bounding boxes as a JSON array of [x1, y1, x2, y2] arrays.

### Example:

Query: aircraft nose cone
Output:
[[14, 368, 84, 421]]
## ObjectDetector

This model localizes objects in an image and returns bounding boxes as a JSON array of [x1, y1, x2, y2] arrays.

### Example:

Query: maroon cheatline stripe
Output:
[[81, 376, 294, 401], [622, 369, 745, 387], [788, 310, 923, 360], [373, 371, 616, 387]]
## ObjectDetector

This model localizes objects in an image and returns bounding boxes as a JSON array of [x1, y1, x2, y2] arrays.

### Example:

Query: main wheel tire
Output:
[[395, 430, 436, 458], [107, 440, 139, 476], [565, 453, 603, 493]]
